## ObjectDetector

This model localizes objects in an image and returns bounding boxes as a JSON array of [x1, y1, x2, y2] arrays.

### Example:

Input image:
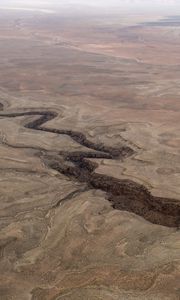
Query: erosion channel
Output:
[[0, 104, 180, 228]]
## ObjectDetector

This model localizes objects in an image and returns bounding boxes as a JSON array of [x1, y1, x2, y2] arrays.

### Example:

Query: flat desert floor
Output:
[[0, 3, 180, 300]]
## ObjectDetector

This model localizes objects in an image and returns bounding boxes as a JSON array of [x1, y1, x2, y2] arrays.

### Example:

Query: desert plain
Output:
[[0, 1, 180, 299]]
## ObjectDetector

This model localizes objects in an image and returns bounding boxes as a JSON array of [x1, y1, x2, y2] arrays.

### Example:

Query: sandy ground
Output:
[[0, 6, 180, 300]]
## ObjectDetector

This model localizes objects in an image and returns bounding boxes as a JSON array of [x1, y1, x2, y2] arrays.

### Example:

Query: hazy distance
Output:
[[1, 0, 180, 14]]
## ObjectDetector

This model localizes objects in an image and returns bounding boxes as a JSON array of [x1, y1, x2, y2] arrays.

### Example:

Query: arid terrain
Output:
[[0, 2, 180, 299]]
